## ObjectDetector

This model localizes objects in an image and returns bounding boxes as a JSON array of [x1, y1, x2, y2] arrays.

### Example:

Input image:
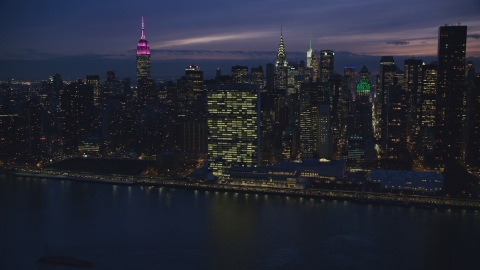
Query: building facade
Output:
[[434, 25, 467, 168], [136, 17, 151, 81], [207, 84, 260, 176], [320, 50, 334, 83]]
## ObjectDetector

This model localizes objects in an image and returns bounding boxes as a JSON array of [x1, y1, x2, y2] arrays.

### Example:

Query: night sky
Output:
[[1, 0, 479, 80]]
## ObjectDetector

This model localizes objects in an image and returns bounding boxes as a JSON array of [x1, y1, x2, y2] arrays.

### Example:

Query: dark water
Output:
[[1, 174, 479, 270]]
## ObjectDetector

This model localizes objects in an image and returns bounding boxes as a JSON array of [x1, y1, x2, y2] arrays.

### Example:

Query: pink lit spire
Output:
[[141, 16, 145, 39], [136, 16, 150, 55]]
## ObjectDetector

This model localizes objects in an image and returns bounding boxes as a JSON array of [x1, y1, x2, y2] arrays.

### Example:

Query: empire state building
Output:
[[136, 16, 151, 81]]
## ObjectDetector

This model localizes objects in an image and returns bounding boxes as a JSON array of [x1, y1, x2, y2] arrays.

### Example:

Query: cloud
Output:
[[151, 31, 274, 49], [386, 41, 410, 46], [468, 34, 480, 39]]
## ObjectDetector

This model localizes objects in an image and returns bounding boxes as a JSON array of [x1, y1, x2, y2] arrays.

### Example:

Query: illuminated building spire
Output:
[[141, 16, 145, 39], [307, 34, 313, 67], [136, 16, 150, 55], [309, 34, 312, 50], [136, 16, 151, 80], [276, 28, 287, 68]]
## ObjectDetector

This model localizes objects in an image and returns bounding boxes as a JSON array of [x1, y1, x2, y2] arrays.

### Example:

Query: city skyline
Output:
[[1, 0, 480, 80]]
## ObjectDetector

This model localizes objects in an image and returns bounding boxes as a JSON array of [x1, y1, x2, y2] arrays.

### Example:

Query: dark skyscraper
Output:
[[231, 65, 248, 83], [251, 66, 264, 91], [434, 24, 467, 168], [107, 70, 115, 81], [61, 79, 93, 154], [176, 65, 206, 153], [384, 71, 407, 160], [377, 56, 396, 155], [466, 73, 480, 167], [136, 17, 151, 81], [320, 50, 334, 83], [343, 65, 356, 101], [419, 62, 437, 161], [347, 66, 375, 167], [265, 63, 275, 91], [86, 75, 101, 107], [404, 59, 423, 150]]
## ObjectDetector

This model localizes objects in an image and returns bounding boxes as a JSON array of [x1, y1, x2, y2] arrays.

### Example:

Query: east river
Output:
[[1, 174, 479, 269]]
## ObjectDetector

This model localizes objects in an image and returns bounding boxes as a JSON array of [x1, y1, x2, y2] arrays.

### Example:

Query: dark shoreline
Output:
[[3, 170, 480, 211], [138, 181, 480, 211]]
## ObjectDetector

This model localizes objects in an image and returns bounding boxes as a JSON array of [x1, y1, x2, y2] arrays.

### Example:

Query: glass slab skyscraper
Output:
[[207, 84, 260, 176]]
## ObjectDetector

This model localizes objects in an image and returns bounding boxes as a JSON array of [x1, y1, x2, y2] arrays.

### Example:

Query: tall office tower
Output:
[[107, 70, 115, 81], [435, 24, 467, 168], [0, 83, 23, 160], [104, 72, 121, 97], [465, 63, 478, 166], [251, 66, 264, 91], [343, 65, 356, 101], [86, 75, 101, 107], [207, 84, 259, 176], [466, 73, 480, 167], [357, 66, 371, 89], [136, 77, 156, 107], [176, 65, 206, 153], [306, 34, 312, 68], [265, 63, 275, 91], [320, 50, 334, 83], [404, 59, 424, 151], [356, 76, 371, 99], [275, 30, 288, 91], [136, 16, 151, 81], [25, 99, 43, 158], [377, 56, 396, 154], [299, 82, 329, 159], [52, 73, 63, 130], [463, 61, 475, 161], [299, 92, 314, 159], [286, 66, 299, 96], [101, 95, 126, 148], [61, 79, 92, 154], [122, 78, 132, 101], [347, 136, 365, 168], [328, 74, 344, 159], [317, 104, 332, 159], [310, 49, 319, 82], [384, 72, 407, 160], [232, 65, 248, 83], [354, 67, 373, 140], [419, 62, 437, 161]]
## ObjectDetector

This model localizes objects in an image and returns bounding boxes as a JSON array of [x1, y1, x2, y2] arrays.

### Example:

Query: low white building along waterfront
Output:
[[221, 159, 346, 189], [369, 170, 444, 194]]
